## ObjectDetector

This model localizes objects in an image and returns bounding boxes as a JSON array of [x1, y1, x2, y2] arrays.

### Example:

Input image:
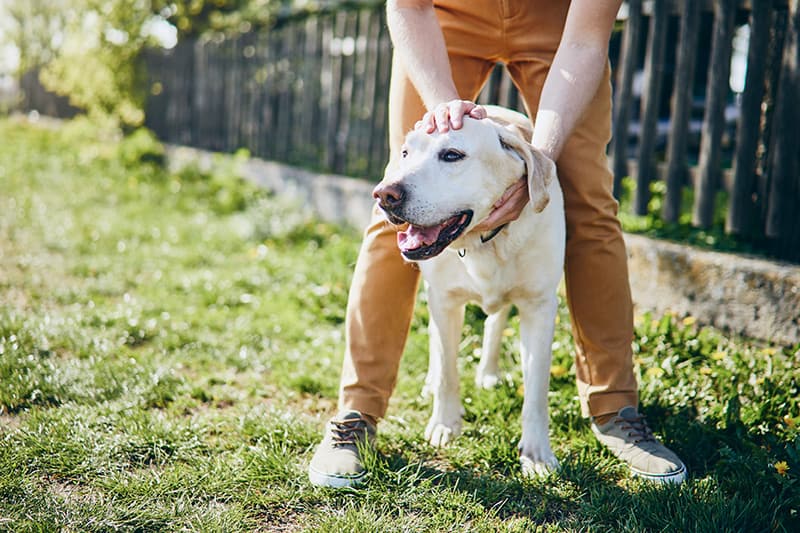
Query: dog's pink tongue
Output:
[[398, 224, 442, 251]]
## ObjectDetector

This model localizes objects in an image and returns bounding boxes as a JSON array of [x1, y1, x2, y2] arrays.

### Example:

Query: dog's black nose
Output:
[[373, 183, 406, 211]]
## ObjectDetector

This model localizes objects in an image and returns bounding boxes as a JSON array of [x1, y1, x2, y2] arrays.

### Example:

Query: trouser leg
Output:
[[508, 59, 639, 417]]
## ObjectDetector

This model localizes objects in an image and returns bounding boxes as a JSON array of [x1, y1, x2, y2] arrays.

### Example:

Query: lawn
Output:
[[0, 116, 798, 532]]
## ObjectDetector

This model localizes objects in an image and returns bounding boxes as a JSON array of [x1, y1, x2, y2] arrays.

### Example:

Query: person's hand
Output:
[[473, 177, 529, 233], [415, 99, 487, 133]]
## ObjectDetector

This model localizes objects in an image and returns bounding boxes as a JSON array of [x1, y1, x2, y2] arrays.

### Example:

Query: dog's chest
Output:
[[419, 248, 526, 314]]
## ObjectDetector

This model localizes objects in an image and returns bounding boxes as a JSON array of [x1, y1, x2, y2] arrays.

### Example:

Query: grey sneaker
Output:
[[592, 406, 687, 484], [308, 410, 376, 488]]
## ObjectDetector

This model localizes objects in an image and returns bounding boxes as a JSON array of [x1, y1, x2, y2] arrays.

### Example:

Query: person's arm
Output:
[[476, 0, 622, 231], [386, 0, 486, 131], [531, 0, 622, 161]]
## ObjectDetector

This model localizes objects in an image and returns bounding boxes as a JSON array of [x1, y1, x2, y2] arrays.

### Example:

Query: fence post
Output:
[[611, 0, 643, 199], [663, 0, 701, 223], [634, 0, 669, 216], [693, 0, 736, 229], [766, 0, 800, 261], [367, 11, 391, 178], [726, 1, 772, 236]]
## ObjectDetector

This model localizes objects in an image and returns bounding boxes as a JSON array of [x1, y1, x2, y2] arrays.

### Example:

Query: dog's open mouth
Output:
[[397, 210, 473, 260]]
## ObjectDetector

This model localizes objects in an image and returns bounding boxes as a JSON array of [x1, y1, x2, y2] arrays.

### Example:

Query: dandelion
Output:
[[700, 366, 712, 375], [502, 328, 515, 338], [646, 367, 665, 378], [711, 350, 727, 361], [774, 461, 789, 476], [761, 347, 778, 356], [682, 316, 697, 327], [550, 365, 568, 378]]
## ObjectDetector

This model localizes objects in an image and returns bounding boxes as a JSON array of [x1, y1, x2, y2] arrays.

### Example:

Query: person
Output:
[[308, 0, 687, 487]]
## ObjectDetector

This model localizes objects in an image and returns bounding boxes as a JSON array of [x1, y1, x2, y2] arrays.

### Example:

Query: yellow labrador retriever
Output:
[[373, 105, 565, 477]]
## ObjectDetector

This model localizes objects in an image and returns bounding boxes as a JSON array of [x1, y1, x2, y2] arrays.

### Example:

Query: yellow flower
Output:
[[700, 366, 712, 375], [774, 461, 789, 476], [711, 350, 727, 361], [761, 347, 778, 356], [682, 316, 697, 327], [646, 367, 665, 378], [550, 365, 568, 378], [502, 328, 515, 338]]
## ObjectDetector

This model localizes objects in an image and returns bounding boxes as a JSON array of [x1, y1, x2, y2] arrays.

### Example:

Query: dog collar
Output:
[[479, 223, 508, 244], [458, 223, 509, 258]]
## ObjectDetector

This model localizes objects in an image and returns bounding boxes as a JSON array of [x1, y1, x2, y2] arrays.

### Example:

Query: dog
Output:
[[373, 105, 565, 477]]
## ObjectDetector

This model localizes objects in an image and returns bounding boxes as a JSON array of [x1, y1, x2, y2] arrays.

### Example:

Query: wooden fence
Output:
[[20, 1, 800, 262], [145, 7, 393, 180]]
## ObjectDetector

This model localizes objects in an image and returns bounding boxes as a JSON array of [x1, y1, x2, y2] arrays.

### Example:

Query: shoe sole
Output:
[[630, 463, 687, 484], [308, 466, 367, 488]]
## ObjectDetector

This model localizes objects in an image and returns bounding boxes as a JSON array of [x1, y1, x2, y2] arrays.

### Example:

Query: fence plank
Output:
[[611, 0, 643, 197], [663, 0, 700, 222], [368, 12, 391, 177], [305, 16, 324, 167], [693, 0, 737, 228], [766, 0, 800, 251], [726, 0, 771, 235], [334, 11, 359, 173], [634, 0, 669, 215]]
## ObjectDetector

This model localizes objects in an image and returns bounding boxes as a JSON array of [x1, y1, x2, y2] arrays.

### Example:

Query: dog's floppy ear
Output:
[[498, 131, 556, 213]]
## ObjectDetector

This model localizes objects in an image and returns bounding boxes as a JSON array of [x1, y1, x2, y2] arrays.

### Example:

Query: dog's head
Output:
[[373, 117, 555, 260]]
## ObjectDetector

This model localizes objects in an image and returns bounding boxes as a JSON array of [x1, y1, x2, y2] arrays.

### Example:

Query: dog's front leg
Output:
[[517, 295, 559, 477], [424, 289, 465, 447]]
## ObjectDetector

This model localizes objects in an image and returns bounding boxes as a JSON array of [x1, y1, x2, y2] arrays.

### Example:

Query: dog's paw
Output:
[[519, 453, 560, 478], [475, 371, 500, 389], [424, 418, 462, 447], [519, 440, 559, 478]]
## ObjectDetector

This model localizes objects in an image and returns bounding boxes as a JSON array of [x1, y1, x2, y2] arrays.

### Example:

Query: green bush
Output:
[[117, 128, 166, 169]]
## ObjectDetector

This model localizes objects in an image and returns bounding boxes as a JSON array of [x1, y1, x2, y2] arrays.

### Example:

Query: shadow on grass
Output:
[[351, 402, 800, 531]]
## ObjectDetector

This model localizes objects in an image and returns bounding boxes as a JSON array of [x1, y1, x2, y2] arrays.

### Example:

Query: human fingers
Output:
[[494, 178, 527, 208], [421, 100, 486, 133], [434, 104, 451, 133], [474, 179, 529, 232], [468, 104, 487, 120]]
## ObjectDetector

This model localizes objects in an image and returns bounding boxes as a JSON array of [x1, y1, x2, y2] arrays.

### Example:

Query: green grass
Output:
[[0, 116, 798, 532]]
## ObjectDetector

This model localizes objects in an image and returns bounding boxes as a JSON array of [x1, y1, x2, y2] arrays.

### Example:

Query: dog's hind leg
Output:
[[475, 304, 512, 389], [516, 294, 559, 477], [423, 289, 465, 447]]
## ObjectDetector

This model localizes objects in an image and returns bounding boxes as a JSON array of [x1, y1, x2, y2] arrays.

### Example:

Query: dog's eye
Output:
[[439, 149, 465, 163]]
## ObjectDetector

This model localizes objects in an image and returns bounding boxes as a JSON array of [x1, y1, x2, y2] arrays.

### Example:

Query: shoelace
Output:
[[330, 417, 369, 447], [616, 414, 657, 444]]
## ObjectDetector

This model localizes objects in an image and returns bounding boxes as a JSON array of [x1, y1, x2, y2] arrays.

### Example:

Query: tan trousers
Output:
[[339, 0, 638, 419]]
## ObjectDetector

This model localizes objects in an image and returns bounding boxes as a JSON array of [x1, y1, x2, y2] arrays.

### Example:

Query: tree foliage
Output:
[[2, 0, 378, 128]]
